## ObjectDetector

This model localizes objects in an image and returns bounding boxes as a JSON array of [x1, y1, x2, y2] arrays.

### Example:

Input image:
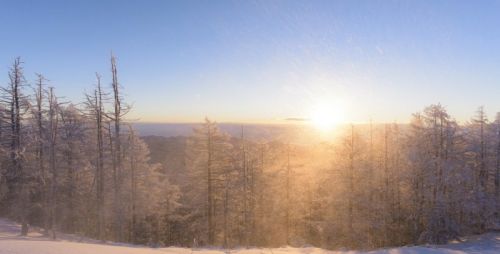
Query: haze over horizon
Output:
[[2, 0, 500, 124]]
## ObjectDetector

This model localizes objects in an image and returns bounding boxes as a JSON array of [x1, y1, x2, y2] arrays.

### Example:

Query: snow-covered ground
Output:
[[0, 218, 498, 254]]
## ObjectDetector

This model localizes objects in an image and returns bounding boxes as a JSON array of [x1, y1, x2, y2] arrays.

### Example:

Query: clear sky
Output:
[[1, 0, 500, 123]]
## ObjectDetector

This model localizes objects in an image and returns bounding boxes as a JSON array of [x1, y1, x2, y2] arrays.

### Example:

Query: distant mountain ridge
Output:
[[133, 122, 408, 143]]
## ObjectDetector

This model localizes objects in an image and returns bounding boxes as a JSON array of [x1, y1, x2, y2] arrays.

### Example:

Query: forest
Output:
[[0, 57, 498, 250]]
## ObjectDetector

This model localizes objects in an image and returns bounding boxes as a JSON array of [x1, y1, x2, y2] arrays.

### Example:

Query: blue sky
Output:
[[1, 0, 500, 123]]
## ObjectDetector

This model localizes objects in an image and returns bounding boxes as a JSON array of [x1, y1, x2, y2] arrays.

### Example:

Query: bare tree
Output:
[[85, 73, 106, 240], [48, 87, 60, 239], [33, 74, 48, 233], [108, 54, 129, 241], [2, 58, 29, 235]]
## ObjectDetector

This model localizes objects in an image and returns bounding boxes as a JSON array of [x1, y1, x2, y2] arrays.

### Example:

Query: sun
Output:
[[309, 101, 345, 132]]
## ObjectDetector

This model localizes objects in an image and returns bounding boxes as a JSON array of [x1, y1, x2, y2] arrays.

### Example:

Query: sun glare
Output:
[[309, 102, 345, 132]]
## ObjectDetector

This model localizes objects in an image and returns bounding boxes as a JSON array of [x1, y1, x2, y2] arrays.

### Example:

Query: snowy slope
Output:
[[0, 218, 498, 254]]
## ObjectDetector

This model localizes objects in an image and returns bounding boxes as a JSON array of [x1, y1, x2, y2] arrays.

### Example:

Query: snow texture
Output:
[[0, 218, 498, 254]]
